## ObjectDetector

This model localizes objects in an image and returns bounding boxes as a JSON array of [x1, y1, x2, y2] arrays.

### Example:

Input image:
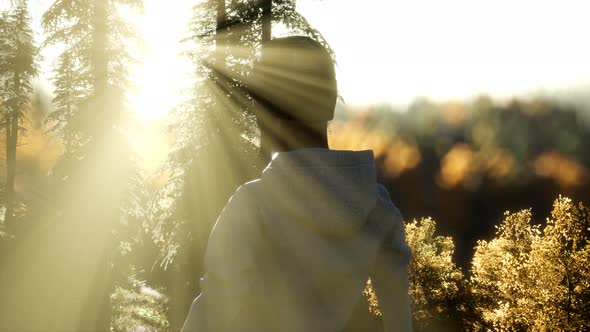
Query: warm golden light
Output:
[[126, 0, 193, 121]]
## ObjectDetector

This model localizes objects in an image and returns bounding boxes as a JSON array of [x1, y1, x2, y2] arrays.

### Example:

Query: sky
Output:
[[8, 0, 590, 116], [297, 0, 590, 105]]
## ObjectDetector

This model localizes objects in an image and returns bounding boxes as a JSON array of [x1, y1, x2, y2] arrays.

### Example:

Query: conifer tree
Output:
[[42, 0, 141, 155], [4, 1, 145, 331], [0, 0, 38, 227]]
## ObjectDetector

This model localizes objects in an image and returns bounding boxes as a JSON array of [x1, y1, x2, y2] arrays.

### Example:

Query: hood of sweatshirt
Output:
[[260, 148, 378, 238], [240, 148, 395, 331]]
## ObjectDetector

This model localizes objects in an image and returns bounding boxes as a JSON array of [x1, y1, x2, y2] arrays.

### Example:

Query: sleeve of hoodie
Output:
[[370, 184, 413, 332], [199, 183, 262, 331]]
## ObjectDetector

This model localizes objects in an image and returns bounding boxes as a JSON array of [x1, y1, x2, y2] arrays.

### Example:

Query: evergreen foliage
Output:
[[0, 1, 149, 331], [0, 0, 39, 226], [41, 0, 142, 153], [111, 273, 170, 332]]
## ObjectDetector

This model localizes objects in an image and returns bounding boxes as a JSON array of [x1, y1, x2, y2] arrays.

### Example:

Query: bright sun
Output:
[[120, 1, 195, 172], [127, 0, 193, 121]]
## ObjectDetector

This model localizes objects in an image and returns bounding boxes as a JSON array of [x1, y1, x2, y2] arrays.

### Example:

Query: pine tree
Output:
[[45, 49, 87, 149], [42, 0, 141, 155], [0, 0, 38, 228], [5, 1, 145, 331]]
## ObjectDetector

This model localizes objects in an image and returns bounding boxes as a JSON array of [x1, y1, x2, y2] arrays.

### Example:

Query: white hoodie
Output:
[[182, 149, 412, 332]]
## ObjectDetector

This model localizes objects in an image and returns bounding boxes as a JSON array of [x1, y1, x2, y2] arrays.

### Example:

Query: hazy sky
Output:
[[12, 0, 590, 118], [297, 0, 590, 105]]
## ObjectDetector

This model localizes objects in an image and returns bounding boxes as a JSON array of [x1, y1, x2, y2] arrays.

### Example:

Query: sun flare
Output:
[[127, 0, 193, 121]]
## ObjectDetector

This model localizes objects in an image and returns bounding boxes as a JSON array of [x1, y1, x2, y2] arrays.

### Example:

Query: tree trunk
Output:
[[92, 1, 108, 97], [216, 0, 227, 77], [77, 3, 113, 331], [4, 72, 19, 226], [261, 0, 272, 41]]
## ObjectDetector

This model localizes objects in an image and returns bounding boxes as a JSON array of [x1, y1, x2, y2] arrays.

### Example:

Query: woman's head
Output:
[[247, 36, 337, 124]]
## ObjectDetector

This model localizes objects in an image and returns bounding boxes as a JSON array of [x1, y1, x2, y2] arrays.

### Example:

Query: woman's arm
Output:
[[371, 246, 412, 332], [370, 185, 413, 332]]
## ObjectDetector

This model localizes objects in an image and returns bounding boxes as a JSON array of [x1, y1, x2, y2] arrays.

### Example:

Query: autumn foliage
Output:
[[362, 196, 590, 331], [470, 196, 590, 331]]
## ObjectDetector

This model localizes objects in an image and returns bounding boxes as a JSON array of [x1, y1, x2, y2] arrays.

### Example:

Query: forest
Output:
[[0, 0, 589, 331]]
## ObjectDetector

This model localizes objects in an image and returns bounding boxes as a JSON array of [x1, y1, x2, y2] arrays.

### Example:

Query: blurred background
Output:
[[0, 0, 589, 331]]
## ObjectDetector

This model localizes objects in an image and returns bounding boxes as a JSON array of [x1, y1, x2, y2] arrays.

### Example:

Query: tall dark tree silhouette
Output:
[[0, 0, 38, 229], [261, 0, 271, 40]]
